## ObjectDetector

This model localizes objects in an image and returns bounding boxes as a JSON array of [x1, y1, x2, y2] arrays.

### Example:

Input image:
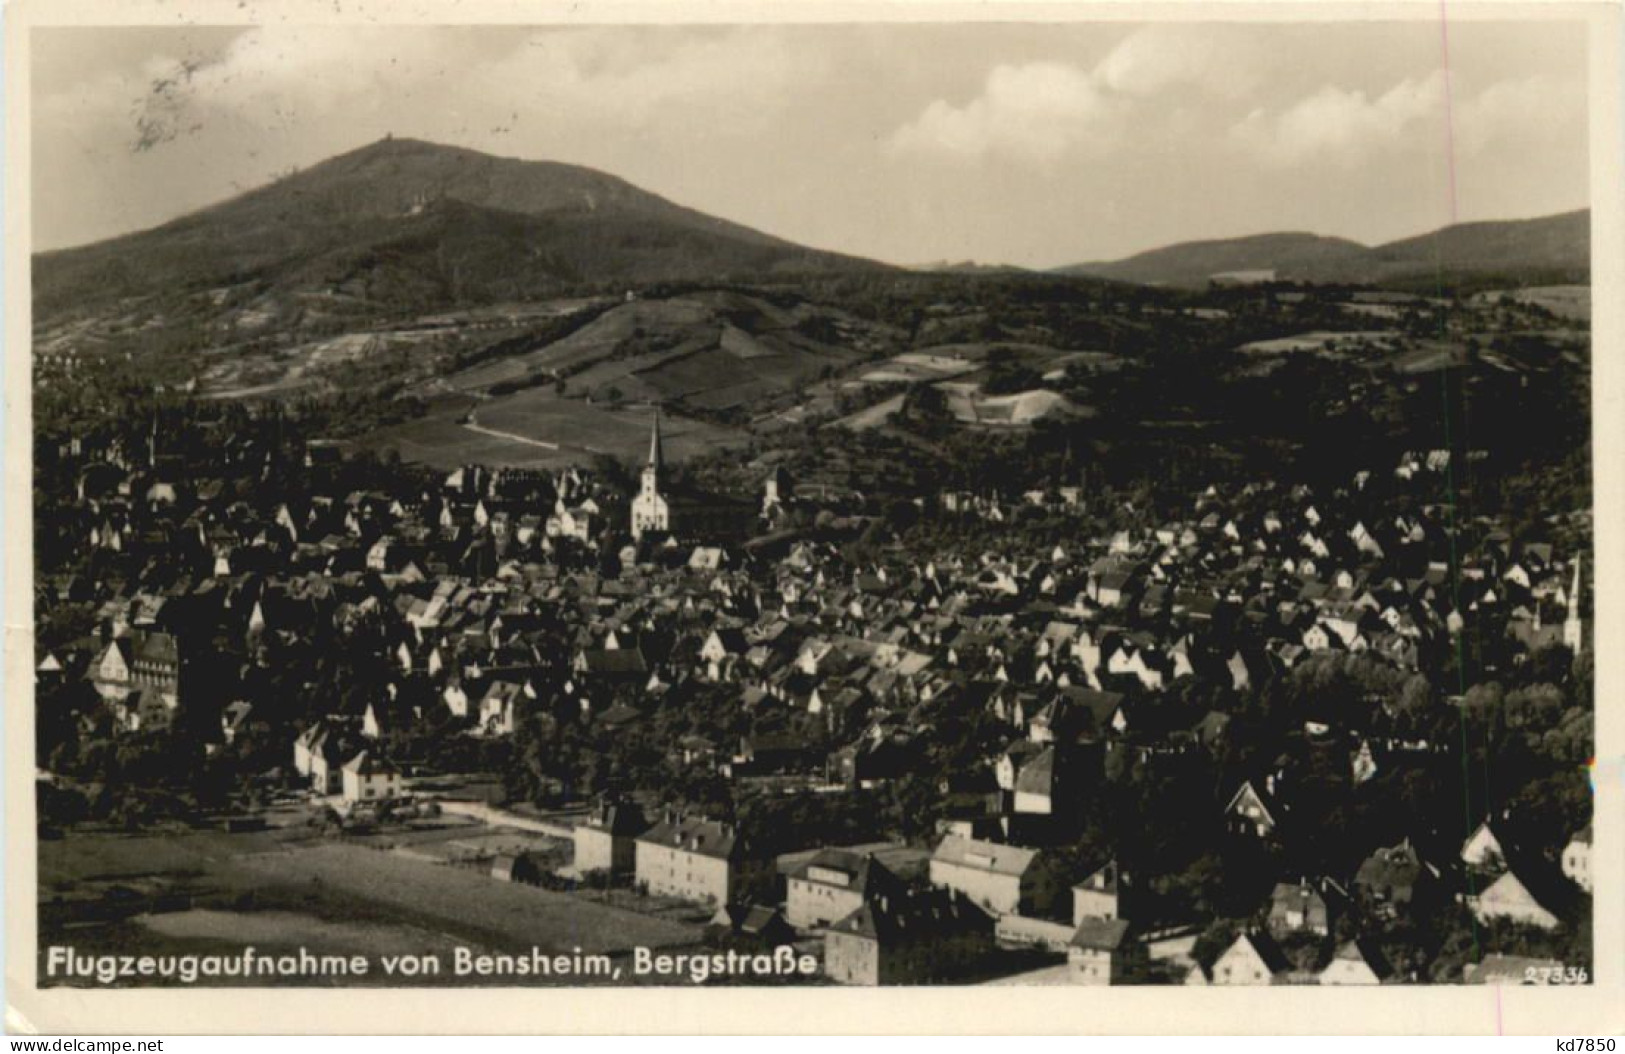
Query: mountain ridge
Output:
[[33, 137, 889, 320], [1057, 209, 1590, 287]]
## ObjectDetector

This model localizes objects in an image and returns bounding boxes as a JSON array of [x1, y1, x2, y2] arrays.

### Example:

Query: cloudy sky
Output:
[[32, 20, 1589, 267]]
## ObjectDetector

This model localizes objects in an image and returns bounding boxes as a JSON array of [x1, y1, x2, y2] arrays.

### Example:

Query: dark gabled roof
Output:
[[1355, 839, 1433, 890], [583, 799, 647, 835], [1053, 686, 1127, 736], [790, 849, 906, 899], [708, 627, 750, 652], [1225, 780, 1280, 826], [1269, 881, 1330, 917], [635, 813, 747, 861], [1073, 858, 1121, 896], [597, 702, 642, 728], [932, 835, 1039, 876], [827, 887, 992, 947], [133, 630, 180, 665], [576, 647, 649, 675], [343, 750, 398, 777], [1012, 747, 1056, 795], [740, 904, 791, 937], [1070, 916, 1132, 951]]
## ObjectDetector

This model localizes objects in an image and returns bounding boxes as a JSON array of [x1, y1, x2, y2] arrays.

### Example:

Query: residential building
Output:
[[823, 887, 994, 985], [1319, 939, 1395, 985], [341, 750, 402, 806], [573, 799, 646, 877], [1067, 917, 1133, 985], [1209, 931, 1290, 986], [634, 812, 758, 907], [928, 835, 1040, 916], [1071, 859, 1127, 924], [1474, 870, 1560, 930], [785, 848, 906, 931]]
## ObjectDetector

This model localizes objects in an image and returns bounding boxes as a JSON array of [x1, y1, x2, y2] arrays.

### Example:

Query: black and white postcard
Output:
[[4, 0, 1621, 1035]]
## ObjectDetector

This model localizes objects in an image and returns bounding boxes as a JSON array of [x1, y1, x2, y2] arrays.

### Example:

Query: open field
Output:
[[235, 843, 700, 956], [361, 412, 580, 471], [476, 392, 745, 461], [391, 830, 570, 868], [954, 388, 1091, 425], [859, 352, 978, 384], [40, 825, 707, 987], [1237, 330, 1398, 354], [439, 292, 883, 427], [141, 908, 469, 961], [40, 827, 305, 890], [364, 388, 749, 471], [1474, 284, 1590, 321], [1391, 342, 1468, 374], [443, 297, 723, 391], [835, 394, 906, 431]]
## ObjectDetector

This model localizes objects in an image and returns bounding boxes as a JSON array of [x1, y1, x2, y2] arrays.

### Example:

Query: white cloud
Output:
[[1231, 72, 1447, 166], [888, 61, 1116, 163], [1455, 74, 1585, 155], [1231, 69, 1585, 170], [1096, 26, 1258, 98], [886, 26, 1262, 164]]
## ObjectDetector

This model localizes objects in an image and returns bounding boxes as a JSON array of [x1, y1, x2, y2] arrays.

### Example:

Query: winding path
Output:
[[461, 407, 560, 451]]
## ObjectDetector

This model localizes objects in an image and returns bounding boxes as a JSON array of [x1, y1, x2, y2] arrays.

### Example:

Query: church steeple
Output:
[[1564, 554, 1584, 654], [631, 405, 669, 540], [647, 406, 664, 474]]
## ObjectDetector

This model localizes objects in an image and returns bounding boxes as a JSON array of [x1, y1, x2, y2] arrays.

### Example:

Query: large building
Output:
[[91, 630, 187, 732], [823, 887, 994, 985], [928, 835, 1040, 917], [785, 848, 906, 930], [634, 811, 762, 906], [628, 408, 754, 542]]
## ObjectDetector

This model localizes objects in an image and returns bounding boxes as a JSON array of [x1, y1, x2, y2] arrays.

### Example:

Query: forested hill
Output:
[[33, 137, 890, 320], [1058, 210, 1590, 288]]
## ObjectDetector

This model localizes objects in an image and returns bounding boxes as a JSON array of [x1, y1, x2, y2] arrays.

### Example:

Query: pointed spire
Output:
[[648, 405, 664, 472], [1565, 554, 1584, 655]]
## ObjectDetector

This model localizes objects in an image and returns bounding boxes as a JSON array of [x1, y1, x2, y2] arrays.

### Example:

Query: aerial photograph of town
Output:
[[25, 16, 1596, 992]]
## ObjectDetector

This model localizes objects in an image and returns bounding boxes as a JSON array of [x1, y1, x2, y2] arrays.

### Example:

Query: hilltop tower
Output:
[[630, 407, 669, 540], [1564, 555, 1585, 655]]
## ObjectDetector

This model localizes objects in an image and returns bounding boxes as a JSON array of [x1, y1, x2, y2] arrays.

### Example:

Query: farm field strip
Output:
[[233, 843, 702, 956]]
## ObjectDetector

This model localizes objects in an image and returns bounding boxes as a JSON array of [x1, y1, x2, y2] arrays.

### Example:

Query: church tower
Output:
[[630, 407, 669, 539], [643, 406, 663, 494], [1564, 555, 1584, 655]]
